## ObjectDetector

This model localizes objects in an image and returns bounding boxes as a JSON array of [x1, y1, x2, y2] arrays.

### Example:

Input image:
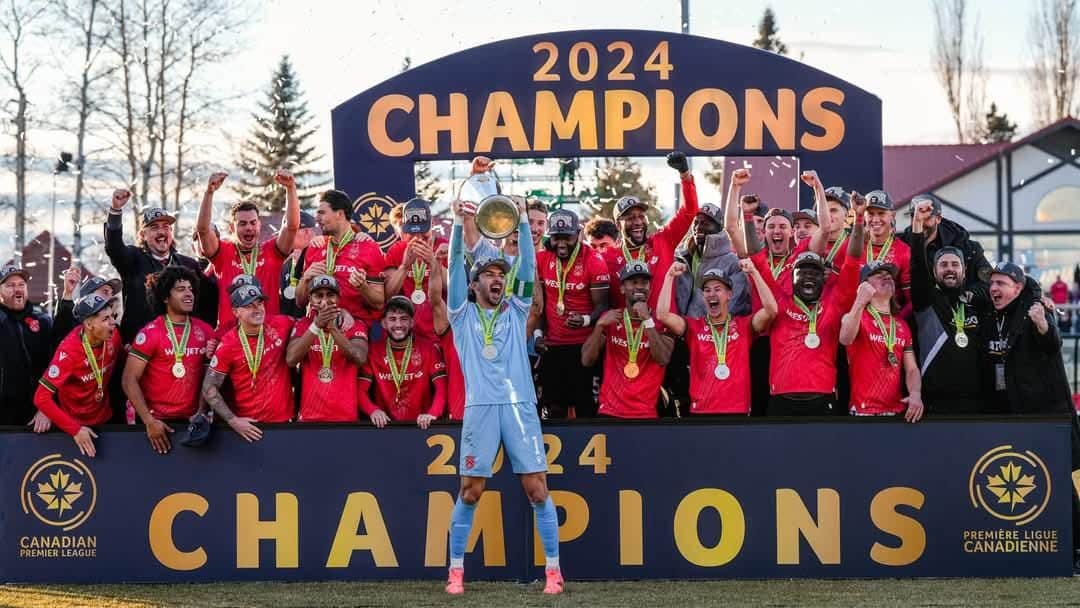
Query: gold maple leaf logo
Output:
[[984, 460, 1037, 512], [357, 205, 389, 236], [35, 469, 84, 518]]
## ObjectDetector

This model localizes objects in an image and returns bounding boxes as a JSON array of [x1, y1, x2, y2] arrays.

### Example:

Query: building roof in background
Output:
[[3, 231, 87, 305]]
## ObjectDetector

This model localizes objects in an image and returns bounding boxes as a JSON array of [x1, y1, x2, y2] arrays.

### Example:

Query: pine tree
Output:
[[237, 55, 330, 212], [978, 102, 1018, 143], [582, 157, 660, 224], [753, 8, 788, 55], [414, 162, 444, 201]]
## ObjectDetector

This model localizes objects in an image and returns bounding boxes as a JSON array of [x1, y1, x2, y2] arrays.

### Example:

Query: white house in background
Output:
[[884, 116, 1080, 285]]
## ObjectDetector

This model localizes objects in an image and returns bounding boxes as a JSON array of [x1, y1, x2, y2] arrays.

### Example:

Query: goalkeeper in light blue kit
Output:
[[443, 196, 563, 595]]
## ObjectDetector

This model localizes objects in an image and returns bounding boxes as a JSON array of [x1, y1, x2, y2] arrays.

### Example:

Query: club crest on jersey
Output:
[[135, 332, 146, 345], [25, 317, 39, 332], [48, 365, 60, 379], [210, 355, 219, 368], [464, 455, 476, 470]]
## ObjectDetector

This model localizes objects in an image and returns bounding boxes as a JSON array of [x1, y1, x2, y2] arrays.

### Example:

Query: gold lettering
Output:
[[619, 490, 644, 565], [604, 90, 650, 150], [149, 493, 209, 571], [800, 87, 846, 151], [423, 491, 506, 567], [775, 488, 840, 565], [533, 90, 598, 151], [366, 94, 415, 157], [474, 91, 530, 153], [673, 488, 745, 567], [326, 492, 398, 567], [236, 493, 299, 568], [745, 88, 796, 149], [869, 487, 926, 566], [419, 93, 469, 155], [654, 89, 675, 150], [533, 491, 589, 565], [681, 88, 738, 151]]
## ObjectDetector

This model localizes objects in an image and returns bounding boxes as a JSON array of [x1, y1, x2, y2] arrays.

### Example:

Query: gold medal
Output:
[[623, 362, 640, 379], [318, 367, 334, 383], [556, 301, 566, 316], [172, 362, 186, 379]]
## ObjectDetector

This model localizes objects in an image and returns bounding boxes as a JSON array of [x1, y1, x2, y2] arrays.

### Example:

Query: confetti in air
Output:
[[788, 179, 797, 189]]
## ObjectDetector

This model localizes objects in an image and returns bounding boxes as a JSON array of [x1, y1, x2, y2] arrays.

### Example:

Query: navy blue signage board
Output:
[[331, 30, 882, 247], [0, 419, 1072, 582]]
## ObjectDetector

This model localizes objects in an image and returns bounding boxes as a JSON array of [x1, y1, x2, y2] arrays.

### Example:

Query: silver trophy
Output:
[[459, 169, 519, 240]]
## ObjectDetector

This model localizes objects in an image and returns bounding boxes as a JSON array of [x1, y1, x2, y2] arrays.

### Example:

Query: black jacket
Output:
[[900, 218, 992, 286], [105, 212, 214, 342], [0, 304, 54, 425], [909, 231, 988, 410], [978, 280, 1073, 414]]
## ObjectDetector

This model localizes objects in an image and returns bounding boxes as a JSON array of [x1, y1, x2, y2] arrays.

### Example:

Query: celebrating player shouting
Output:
[[444, 195, 563, 595]]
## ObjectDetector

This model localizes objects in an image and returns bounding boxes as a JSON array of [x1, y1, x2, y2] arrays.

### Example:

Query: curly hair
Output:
[[145, 266, 201, 316]]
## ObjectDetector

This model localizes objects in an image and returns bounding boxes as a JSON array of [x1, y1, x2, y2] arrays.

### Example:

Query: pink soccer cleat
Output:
[[445, 567, 465, 595], [543, 568, 564, 595]]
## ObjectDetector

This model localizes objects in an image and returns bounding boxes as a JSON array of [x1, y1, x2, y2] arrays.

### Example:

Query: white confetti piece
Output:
[[788, 179, 797, 188]]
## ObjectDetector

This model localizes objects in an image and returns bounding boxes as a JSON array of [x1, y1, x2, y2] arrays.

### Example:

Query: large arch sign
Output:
[[332, 30, 881, 242]]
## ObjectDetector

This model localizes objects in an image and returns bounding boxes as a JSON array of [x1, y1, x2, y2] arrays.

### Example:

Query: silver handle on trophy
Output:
[[458, 169, 521, 240]]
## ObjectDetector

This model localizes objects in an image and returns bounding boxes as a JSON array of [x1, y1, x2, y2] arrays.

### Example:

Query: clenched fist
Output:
[[275, 169, 296, 188], [207, 172, 228, 193], [800, 170, 820, 187], [731, 168, 751, 187], [112, 189, 132, 210], [666, 151, 689, 174]]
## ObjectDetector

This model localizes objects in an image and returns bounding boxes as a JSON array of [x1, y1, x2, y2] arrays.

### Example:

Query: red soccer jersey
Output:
[[751, 248, 796, 300], [209, 315, 294, 422], [35, 330, 122, 436], [769, 258, 860, 396], [439, 330, 465, 421], [596, 317, 668, 419], [537, 245, 611, 345], [209, 239, 287, 327], [846, 308, 914, 415], [129, 316, 213, 420], [383, 237, 449, 341], [684, 315, 754, 414], [305, 230, 387, 325], [293, 314, 369, 422], [603, 176, 700, 311], [359, 337, 447, 421]]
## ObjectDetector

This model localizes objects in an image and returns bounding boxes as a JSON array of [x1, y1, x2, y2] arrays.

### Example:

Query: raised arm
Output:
[[845, 192, 867, 258], [742, 259, 777, 333], [105, 189, 134, 275], [725, 169, 751, 258], [197, 172, 227, 258], [909, 200, 933, 311], [655, 151, 700, 250], [514, 200, 536, 302], [429, 255, 449, 336], [656, 262, 688, 337], [840, 283, 874, 346], [448, 203, 469, 311], [274, 170, 300, 256], [802, 171, 830, 256]]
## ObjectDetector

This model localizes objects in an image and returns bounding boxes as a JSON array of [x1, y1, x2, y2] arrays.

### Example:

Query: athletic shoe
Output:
[[445, 567, 464, 594], [543, 568, 564, 594]]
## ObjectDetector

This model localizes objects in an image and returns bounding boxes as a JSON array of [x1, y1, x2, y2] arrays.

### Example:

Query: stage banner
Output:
[[0, 419, 1072, 582], [331, 29, 882, 248]]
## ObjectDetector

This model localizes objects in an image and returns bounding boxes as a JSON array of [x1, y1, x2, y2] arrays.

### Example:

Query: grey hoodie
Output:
[[674, 232, 750, 318]]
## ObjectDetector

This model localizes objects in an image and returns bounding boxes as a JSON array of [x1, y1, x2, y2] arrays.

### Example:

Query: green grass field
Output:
[[1, 578, 1078, 608]]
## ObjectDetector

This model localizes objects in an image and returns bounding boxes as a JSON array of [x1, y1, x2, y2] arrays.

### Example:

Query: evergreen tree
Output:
[[414, 162, 444, 202], [582, 157, 660, 224], [237, 55, 329, 212], [753, 8, 788, 55], [978, 102, 1018, 143]]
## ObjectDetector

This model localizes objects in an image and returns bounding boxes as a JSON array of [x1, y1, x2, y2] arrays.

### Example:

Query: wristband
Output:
[[533, 329, 544, 339], [582, 314, 591, 327], [108, 208, 122, 216], [643, 318, 655, 329], [308, 324, 320, 336]]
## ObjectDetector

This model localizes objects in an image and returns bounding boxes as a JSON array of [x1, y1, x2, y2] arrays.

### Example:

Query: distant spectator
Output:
[[1051, 274, 1070, 332]]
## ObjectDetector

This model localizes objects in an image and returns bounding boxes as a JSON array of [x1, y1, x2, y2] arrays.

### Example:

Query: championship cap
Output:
[[73, 294, 115, 322], [227, 274, 261, 295], [792, 208, 819, 225], [613, 195, 649, 219], [990, 261, 1025, 285], [764, 208, 793, 225], [619, 260, 652, 282], [793, 251, 826, 271], [547, 209, 580, 236], [470, 256, 512, 282], [309, 275, 339, 294], [299, 211, 317, 229], [909, 193, 943, 217], [78, 276, 122, 298], [0, 264, 28, 285], [142, 207, 176, 227], [699, 268, 733, 289], [696, 203, 724, 225], [860, 260, 899, 283], [402, 198, 432, 235], [824, 187, 850, 209], [230, 284, 267, 308], [865, 190, 894, 211]]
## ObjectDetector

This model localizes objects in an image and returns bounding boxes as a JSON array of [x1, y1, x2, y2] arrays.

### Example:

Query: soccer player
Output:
[[202, 281, 295, 441], [33, 294, 121, 457], [839, 262, 924, 421], [792, 209, 818, 245], [383, 198, 450, 340], [657, 259, 777, 414], [286, 275, 369, 422], [751, 208, 796, 296], [767, 193, 868, 415], [535, 209, 610, 418], [358, 295, 447, 427], [297, 189, 386, 326], [196, 170, 300, 330], [54, 269, 121, 344], [583, 217, 620, 254], [603, 151, 699, 310], [804, 173, 853, 280], [581, 261, 675, 419], [280, 210, 317, 318], [123, 266, 213, 453], [444, 195, 563, 595]]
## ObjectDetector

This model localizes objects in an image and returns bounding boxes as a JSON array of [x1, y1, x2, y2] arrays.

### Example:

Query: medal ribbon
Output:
[[867, 307, 897, 355], [317, 326, 335, 370], [238, 325, 265, 384], [621, 241, 646, 265], [386, 337, 414, 394], [622, 309, 646, 365], [555, 241, 581, 310], [825, 229, 848, 266], [410, 260, 427, 291], [475, 303, 502, 346], [164, 316, 191, 367], [326, 229, 356, 272], [707, 316, 731, 366], [80, 331, 104, 394], [505, 255, 521, 293], [287, 257, 300, 288], [865, 233, 894, 264], [238, 246, 258, 276], [793, 296, 820, 337], [952, 303, 967, 336], [768, 252, 789, 279]]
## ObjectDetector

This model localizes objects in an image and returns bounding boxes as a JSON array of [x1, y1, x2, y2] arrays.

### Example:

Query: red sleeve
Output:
[[356, 360, 379, 416], [208, 238, 232, 263], [34, 350, 82, 436], [263, 236, 287, 262], [363, 241, 388, 285], [833, 257, 862, 313], [128, 324, 159, 362], [209, 338, 234, 375], [384, 241, 405, 269], [655, 175, 701, 251], [588, 251, 611, 286], [428, 374, 447, 418]]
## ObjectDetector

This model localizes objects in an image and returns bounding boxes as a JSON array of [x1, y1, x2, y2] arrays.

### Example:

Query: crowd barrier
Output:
[[0, 417, 1074, 582]]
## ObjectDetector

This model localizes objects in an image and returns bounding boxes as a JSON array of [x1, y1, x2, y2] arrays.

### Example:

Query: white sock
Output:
[[546, 556, 560, 571], [450, 557, 464, 569]]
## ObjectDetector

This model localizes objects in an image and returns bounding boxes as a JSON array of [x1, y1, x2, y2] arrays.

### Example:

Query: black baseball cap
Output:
[[865, 190, 893, 211], [309, 275, 339, 294], [230, 284, 267, 308], [470, 256, 512, 282], [142, 207, 176, 227], [613, 195, 649, 219], [299, 211, 317, 229], [792, 209, 819, 225], [384, 294, 415, 317], [860, 260, 899, 283], [824, 187, 851, 209], [74, 294, 115, 322], [78, 276, 122, 298], [793, 251, 826, 271], [909, 193, 943, 217], [699, 268, 733, 289], [0, 264, 28, 285], [619, 260, 652, 282], [547, 209, 580, 236], [990, 261, 1025, 285], [402, 198, 432, 235], [696, 203, 724, 225], [764, 208, 793, 225], [227, 274, 261, 295], [933, 246, 965, 265]]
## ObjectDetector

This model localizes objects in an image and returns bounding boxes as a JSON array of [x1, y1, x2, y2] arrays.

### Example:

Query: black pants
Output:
[[833, 348, 851, 416], [926, 395, 982, 415], [662, 338, 691, 417], [750, 337, 771, 416], [768, 394, 833, 416], [539, 344, 597, 419]]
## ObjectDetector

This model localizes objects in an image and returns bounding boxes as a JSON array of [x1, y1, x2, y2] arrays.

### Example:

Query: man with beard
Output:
[[123, 267, 213, 453], [383, 198, 450, 340], [899, 193, 992, 286], [202, 281, 295, 442], [657, 259, 776, 415], [0, 265, 54, 428], [584, 217, 620, 254], [444, 195, 563, 596], [582, 261, 675, 418], [768, 193, 868, 415], [358, 295, 447, 428], [297, 189, 387, 327], [107, 189, 207, 342], [839, 262, 924, 421], [196, 170, 301, 330], [792, 209, 818, 245], [603, 151, 700, 311], [535, 209, 610, 419], [279, 211, 317, 318], [286, 275, 369, 422], [34, 294, 120, 458], [909, 199, 988, 414]]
